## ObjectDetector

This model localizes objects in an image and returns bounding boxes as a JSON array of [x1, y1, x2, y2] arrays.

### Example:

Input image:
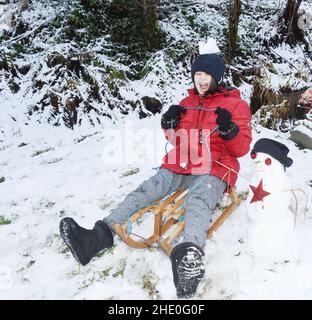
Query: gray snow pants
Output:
[[104, 168, 226, 249]]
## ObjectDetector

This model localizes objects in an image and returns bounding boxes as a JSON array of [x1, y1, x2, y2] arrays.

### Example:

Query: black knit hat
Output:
[[251, 138, 293, 168], [191, 53, 225, 84]]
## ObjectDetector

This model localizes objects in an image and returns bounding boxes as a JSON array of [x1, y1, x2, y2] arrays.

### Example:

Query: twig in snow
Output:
[[1, 16, 56, 48], [269, 47, 300, 72]]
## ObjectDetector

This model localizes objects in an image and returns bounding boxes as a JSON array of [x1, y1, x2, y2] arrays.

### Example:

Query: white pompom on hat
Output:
[[191, 38, 225, 83], [198, 38, 221, 55]]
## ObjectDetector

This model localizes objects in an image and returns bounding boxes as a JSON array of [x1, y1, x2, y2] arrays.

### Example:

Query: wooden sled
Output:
[[112, 188, 241, 256]]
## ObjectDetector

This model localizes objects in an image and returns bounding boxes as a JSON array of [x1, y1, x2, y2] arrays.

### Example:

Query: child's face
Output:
[[194, 71, 214, 96]]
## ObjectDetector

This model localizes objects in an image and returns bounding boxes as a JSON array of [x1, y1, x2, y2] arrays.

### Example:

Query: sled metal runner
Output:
[[113, 189, 241, 256]]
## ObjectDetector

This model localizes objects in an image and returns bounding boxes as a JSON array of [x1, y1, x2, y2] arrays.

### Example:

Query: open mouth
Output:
[[199, 84, 209, 92]]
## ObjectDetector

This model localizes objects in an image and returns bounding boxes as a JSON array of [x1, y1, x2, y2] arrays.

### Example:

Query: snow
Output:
[[294, 122, 312, 137], [0, 113, 311, 300], [0, 4, 13, 32]]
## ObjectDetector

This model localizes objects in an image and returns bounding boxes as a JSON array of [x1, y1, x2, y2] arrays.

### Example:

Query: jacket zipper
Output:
[[198, 97, 205, 144]]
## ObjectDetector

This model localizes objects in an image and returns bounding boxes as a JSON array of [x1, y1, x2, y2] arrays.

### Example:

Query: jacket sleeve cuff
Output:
[[218, 122, 240, 140]]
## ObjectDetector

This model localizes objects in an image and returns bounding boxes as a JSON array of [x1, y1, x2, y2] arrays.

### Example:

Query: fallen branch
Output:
[[269, 46, 300, 72], [1, 16, 56, 48]]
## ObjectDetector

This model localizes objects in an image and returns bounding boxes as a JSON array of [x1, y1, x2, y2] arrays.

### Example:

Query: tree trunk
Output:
[[277, 0, 304, 45], [228, 0, 241, 62]]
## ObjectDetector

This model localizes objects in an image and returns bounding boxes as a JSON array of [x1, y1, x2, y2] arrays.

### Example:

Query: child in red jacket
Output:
[[60, 40, 252, 298]]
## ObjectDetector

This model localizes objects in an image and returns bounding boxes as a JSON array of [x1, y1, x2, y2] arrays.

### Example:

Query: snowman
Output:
[[246, 138, 296, 262]]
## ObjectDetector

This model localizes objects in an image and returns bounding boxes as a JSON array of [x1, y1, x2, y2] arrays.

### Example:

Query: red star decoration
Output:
[[249, 179, 271, 203]]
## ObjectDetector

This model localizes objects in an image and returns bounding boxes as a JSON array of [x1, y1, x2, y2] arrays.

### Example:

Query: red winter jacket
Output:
[[160, 87, 252, 188]]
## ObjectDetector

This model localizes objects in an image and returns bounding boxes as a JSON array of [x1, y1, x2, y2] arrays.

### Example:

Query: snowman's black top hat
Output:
[[251, 138, 293, 168]]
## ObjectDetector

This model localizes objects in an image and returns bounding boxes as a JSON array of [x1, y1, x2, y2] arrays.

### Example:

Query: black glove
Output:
[[161, 105, 186, 129], [215, 107, 233, 131], [215, 107, 239, 140]]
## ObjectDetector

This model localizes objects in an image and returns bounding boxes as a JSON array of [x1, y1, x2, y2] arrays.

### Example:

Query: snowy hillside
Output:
[[1, 0, 311, 129], [0, 0, 312, 300], [0, 114, 311, 300]]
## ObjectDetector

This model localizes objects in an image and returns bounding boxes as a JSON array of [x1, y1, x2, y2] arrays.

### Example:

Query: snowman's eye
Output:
[[250, 152, 257, 159], [265, 158, 272, 166]]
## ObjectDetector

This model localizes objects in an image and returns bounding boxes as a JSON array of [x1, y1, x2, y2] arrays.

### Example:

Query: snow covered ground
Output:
[[0, 109, 311, 300]]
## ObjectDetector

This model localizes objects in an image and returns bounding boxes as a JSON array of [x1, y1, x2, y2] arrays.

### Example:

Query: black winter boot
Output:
[[170, 242, 205, 299], [59, 217, 114, 266]]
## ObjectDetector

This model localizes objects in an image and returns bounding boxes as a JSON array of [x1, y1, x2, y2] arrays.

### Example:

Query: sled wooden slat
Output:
[[160, 220, 186, 256], [128, 190, 184, 223], [113, 189, 241, 255], [143, 209, 163, 246], [129, 205, 157, 223], [113, 223, 149, 249], [160, 218, 179, 235], [207, 189, 240, 239]]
